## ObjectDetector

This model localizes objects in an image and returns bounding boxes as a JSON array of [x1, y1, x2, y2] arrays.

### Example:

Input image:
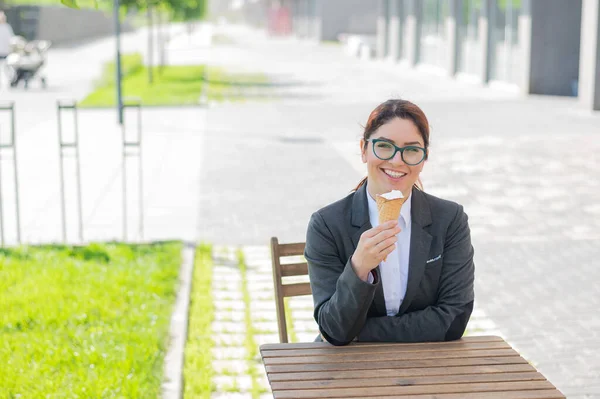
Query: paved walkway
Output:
[[1, 21, 598, 398], [209, 245, 498, 398], [196, 24, 600, 399], [0, 24, 204, 244]]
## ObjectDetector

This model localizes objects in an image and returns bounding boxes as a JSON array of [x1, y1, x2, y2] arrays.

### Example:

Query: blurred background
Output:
[[0, 0, 599, 398]]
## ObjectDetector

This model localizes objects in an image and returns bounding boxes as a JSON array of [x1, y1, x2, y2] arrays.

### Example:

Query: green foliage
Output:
[[101, 52, 144, 86], [81, 59, 205, 106], [56, 0, 207, 22], [79, 53, 270, 106], [0, 241, 182, 398], [183, 243, 215, 399], [237, 248, 268, 398]]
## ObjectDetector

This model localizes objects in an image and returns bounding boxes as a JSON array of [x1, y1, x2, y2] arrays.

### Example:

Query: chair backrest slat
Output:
[[277, 242, 305, 257], [270, 237, 312, 343], [281, 282, 312, 297], [281, 262, 308, 277]]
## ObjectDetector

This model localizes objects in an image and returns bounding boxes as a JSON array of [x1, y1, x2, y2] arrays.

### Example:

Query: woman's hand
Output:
[[351, 220, 401, 281]]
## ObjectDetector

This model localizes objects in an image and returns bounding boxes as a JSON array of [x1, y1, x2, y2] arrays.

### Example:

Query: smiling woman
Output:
[[304, 98, 475, 346]]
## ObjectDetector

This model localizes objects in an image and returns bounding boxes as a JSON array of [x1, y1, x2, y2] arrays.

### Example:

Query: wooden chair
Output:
[[270, 237, 312, 343]]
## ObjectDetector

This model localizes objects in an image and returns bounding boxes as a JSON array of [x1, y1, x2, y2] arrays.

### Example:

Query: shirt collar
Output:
[[366, 183, 412, 227]]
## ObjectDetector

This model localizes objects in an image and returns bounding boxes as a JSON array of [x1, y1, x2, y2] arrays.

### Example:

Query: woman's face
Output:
[[360, 117, 427, 198]]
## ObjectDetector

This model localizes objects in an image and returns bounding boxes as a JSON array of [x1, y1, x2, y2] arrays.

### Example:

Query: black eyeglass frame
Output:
[[366, 139, 427, 166]]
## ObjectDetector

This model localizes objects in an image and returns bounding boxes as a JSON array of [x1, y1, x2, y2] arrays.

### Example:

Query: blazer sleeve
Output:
[[305, 211, 379, 346], [357, 205, 475, 342]]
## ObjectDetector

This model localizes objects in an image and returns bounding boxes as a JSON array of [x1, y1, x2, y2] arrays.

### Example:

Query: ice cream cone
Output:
[[376, 190, 406, 262], [376, 194, 407, 224]]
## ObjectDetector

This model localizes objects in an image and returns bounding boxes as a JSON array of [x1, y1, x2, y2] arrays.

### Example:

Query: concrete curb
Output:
[[162, 244, 195, 399]]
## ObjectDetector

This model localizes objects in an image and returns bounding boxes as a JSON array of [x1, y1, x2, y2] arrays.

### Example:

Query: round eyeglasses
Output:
[[366, 139, 427, 166]]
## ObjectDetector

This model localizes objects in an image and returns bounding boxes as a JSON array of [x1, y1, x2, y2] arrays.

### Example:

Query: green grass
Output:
[[183, 243, 214, 399], [284, 297, 299, 343], [0, 241, 182, 398], [79, 53, 270, 107], [237, 249, 268, 398]]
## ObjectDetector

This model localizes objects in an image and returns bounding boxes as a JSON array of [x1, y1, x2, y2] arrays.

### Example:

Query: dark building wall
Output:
[[6, 5, 132, 45], [321, 0, 377, 41], [529, 0, 582, 96]]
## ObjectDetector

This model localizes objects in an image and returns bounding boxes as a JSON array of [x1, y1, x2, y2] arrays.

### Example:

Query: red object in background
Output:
[[268, 6, 291, 36]]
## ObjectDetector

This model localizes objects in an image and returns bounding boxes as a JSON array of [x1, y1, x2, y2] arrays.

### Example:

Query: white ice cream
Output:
[[379, 190, 404, 200]]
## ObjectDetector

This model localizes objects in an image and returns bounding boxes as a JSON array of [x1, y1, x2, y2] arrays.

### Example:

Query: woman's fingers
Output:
[[354, 221, 402, 272], [373, 235, 398, 254], [362, 220, 398, 239]]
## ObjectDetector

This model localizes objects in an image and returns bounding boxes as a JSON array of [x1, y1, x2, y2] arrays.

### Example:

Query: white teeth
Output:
[[383, 169, 406, 178]]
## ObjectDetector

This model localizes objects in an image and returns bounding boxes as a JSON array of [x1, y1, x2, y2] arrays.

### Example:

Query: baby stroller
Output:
[[5, 36, 51, 89]]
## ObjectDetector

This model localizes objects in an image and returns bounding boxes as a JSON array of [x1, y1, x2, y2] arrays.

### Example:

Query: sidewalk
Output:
[[0, 21, 598, 398], [0, 24, 204, 245], [195, 23, 600, 399]]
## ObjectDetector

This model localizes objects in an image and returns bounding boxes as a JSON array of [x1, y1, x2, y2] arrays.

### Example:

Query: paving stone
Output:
[[250, 302, 276, 311], [248, 291, 275, 301], [214, 311, 245, 322], [252, 321, 278, 333], [213, 335, 246, 347], [212, 321, 246, 334], [212, 374, 253, 392], [212, 347, 248, 360], [212, 360, 250, 375], [211, 393, 253, 399], [213, 291, 244, 301], [289, 310, 314, 319], [251, 310, 279, 321], [214, 301, 246, 311], [296, 332, 319, 343], [254, 334, 281, 346]]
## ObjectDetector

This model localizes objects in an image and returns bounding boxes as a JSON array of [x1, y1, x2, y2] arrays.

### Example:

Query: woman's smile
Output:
[[381, 168, 407, 180]]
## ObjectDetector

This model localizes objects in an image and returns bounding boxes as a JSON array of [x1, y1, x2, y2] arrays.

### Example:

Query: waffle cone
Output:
[[376, 195, 407, 224]]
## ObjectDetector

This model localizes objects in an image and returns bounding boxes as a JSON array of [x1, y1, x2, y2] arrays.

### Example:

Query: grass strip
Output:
[[284, 297, 299, 343], [0, 241, 182, 398], [183, 243, 214, 399], [79, 53, 270, 106], [237, 248, 268, 398]]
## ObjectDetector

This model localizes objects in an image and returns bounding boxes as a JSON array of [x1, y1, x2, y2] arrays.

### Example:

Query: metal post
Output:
[[0, 112, 5, 246], [158, 11, 165, 69], [57, 101, 84, 243], [147, 6, 154, 84], [11, 104, 20, 244], [0, 102, 22, 246], [121, 99, 144, 241], [137, 104, 144, 240], [114, 0, 124, 125]]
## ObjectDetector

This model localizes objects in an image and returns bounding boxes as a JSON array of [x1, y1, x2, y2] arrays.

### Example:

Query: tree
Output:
[[60, 0, 207, 22]]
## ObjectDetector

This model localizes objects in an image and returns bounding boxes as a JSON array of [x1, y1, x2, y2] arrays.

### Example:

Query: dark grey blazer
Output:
[[304, 183, 475, 346]]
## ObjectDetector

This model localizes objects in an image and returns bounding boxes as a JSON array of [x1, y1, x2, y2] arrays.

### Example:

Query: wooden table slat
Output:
[[261, 340, 510, 358], [267, 363, 538, 382], [265, 355, 528, 373], [261, 336, 564, 399], [271, 371, 545, 390], [273, 380, 557, 398], [322, 389, 566, 399], [260, 335, 504, 351], [263, 348, 517, 365]]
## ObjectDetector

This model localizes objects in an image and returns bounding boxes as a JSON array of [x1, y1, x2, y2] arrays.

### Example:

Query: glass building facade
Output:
[[457, 0, 483, 76], [418, 0, 449, 68], [489, 0, 522, 83]]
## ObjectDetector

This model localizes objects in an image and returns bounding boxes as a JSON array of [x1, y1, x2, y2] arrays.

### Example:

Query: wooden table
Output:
[[259, 335, 565, 399]]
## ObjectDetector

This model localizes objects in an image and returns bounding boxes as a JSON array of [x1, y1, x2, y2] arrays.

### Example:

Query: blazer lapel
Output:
[[350, 182, 386, 316], [398, 187, 433, 315]]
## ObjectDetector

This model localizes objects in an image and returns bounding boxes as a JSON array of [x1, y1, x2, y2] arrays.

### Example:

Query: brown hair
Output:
[[354, 99, 430, 191]]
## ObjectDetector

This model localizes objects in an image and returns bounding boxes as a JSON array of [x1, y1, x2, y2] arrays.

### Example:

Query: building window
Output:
[[457, 0, 483, 76], [490, 0, 522, 84], [419, 0, 449, 68]]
